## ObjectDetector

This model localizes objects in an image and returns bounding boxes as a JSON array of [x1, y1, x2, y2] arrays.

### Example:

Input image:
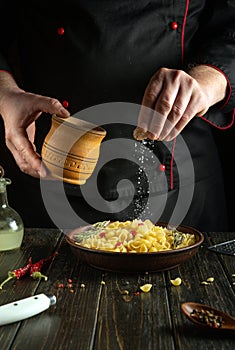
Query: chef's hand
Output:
[[0, 71, 70, 178], [134, 65, 227, 141]]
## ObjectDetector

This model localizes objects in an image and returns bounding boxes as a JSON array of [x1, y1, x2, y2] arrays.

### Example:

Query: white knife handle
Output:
[[0, 293, 56, 326]]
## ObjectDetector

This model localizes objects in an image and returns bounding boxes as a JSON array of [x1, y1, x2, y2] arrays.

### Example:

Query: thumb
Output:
[[27, 123, 36, 144], [35, 95, 70, 118], [196, 107, 209, 118]]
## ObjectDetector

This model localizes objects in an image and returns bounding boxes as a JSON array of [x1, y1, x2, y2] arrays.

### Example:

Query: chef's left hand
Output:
[[134, 65, 227, 141]]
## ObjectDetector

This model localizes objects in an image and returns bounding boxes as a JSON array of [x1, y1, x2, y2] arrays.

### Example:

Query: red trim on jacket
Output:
[[181, 0, 190, 63], [0, 69, 12, 75], [197, 64, 234, 129], [199, 108, 235, 130], [169, 0, 190, 190]]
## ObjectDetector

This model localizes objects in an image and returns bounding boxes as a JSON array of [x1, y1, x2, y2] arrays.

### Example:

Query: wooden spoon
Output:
[[181, 302, 235, 331]]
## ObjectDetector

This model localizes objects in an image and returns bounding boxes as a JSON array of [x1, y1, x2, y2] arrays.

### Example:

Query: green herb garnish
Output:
[[73, 221, 110, 243], [172, 230, 187, 249]]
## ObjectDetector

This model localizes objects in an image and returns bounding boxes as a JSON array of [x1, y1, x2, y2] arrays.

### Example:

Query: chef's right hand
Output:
[[134, 66, 227, 141], [0, 71, 70, 178]]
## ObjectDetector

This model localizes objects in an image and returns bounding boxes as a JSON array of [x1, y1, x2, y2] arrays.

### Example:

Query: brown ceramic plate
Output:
[[65, 222, 204, 273]]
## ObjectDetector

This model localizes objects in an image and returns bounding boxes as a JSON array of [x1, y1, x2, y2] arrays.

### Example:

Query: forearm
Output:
[[188, 65, 227, 108], [0, 71, 24, 113], [0, 70, 21, 90]]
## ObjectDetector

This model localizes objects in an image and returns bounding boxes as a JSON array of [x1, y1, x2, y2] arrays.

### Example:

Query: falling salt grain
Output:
[[81, 283, 85, 288]]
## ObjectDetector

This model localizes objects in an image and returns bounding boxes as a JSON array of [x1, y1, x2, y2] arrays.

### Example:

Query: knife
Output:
[[0, 293, 56, 326]]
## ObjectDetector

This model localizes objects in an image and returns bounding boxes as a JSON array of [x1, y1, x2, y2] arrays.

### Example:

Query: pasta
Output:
[[74, 219, 196, 253]]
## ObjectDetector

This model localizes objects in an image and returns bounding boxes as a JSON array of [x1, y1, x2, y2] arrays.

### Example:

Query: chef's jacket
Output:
[[0, 0, 234, 230]]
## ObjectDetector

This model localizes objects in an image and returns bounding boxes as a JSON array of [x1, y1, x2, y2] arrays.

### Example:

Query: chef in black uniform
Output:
[[0, 0, 234, 231]]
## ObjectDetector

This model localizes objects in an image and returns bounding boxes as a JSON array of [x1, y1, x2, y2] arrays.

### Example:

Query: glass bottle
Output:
[[0, 166, 24, 251]]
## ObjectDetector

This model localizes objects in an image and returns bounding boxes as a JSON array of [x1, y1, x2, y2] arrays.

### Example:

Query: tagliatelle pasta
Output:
[[73, 219, 196, 253]]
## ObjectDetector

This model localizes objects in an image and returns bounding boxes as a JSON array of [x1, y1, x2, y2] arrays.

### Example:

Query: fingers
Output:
[[6, 129, 47, 178], [148, 83, 179, 139], [2, 90, 70, 178], [156, 85, 192, 140], [38, 96, 70, 118], [20, 92, 70, 118], [27, 123, 36, 145], [134, 68, 209, 142], [133, 127, 148, 141], [137, 73, 164, 132]]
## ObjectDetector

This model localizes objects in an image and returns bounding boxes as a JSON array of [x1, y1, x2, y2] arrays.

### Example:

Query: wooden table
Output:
[[0, 229, 234, 350]]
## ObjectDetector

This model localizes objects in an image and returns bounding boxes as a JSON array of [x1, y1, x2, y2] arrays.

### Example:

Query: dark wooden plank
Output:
[[10, 234, 104, 350], [166, 233, 235, 350], [0, 228, 61, 350], [94, 271, 175, 350], [1, 230, 235, 350], [0, 228, 62, 300]]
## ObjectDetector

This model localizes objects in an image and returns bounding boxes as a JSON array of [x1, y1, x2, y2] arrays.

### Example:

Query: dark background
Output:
[[212, 122, 235, 231]]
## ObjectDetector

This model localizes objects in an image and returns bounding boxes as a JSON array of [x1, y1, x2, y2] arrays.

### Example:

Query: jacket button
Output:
[[57, 27, 65, 36], [159, 164, 166, 172], [62, 100, 69, 108], [170, 22, 178, 30]]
